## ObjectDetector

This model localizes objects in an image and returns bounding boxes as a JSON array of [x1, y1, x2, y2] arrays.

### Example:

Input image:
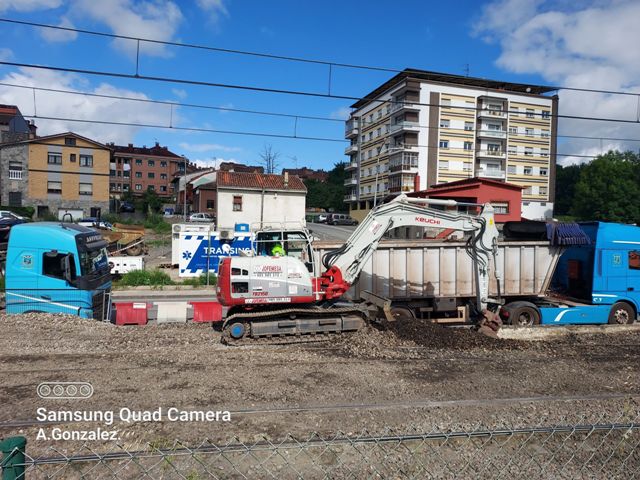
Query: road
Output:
[[307, 222, 357, 241]]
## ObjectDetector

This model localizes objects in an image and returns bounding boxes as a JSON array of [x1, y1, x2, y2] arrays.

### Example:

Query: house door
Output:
[[8, 191, 21, 207]]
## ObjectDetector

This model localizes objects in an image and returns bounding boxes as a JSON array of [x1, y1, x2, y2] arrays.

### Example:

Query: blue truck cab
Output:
[[543, 222, 640, 325], [5, 222, 112, 319]]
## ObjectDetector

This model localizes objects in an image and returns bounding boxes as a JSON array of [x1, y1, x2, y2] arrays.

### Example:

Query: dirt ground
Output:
[[1, 313, 639, 456]]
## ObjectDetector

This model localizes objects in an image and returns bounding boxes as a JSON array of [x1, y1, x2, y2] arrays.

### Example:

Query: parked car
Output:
[[327, 213, 358, 226], [119, 202, 135, 213], [189, 213, 215, 223], [316, 214, 328, 223], [0, 211, 26, 221]]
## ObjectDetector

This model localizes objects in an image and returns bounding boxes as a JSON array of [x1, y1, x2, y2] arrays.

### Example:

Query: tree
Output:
[[142, 189, 163, 215], [554, 163, 584, 216], [305, 162, 347, 212], [571, 151, 640, 223], [259, 144, 280, 174]]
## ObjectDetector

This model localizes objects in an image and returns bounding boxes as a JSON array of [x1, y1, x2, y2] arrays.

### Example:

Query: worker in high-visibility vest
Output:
[[271, 242, 285, 256]]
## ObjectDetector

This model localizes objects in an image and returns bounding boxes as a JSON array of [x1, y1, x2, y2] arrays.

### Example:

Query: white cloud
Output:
[[172, 88, 187, 99], [40, 16, 78, 43], [217, 102, 234, 114], [0, 48, 13, 61], [196, 0, 228, 22], [179, 142, 242, 153], [0, 0, 62, 12], [191, 157, 240, 169], [73, 0, 184, 58], [330, 106, 351, 120], [0, 67, 174, 144], [474, 0, 640, 165]]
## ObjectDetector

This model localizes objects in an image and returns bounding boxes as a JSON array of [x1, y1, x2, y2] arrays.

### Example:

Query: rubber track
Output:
[[222, 306, 367, 346]]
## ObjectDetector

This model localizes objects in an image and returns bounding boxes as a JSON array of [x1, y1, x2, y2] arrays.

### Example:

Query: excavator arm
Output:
[[319, 195, 500, 312]]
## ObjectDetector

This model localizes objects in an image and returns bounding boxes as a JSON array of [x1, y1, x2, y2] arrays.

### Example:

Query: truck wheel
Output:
[[126, 244, 143, 256], [608, 302, 635, 325], [509, 304, 540, 327], [390, 306, 415, 322]]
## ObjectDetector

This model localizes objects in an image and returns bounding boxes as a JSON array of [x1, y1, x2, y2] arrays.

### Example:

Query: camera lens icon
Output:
[[37, 382, 93, 399]]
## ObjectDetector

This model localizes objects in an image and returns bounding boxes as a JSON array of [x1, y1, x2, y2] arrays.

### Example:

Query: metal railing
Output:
[[1, 418, 639, 479]]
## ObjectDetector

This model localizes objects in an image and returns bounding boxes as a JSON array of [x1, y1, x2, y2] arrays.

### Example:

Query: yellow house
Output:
[[0, 132, 111, 219]]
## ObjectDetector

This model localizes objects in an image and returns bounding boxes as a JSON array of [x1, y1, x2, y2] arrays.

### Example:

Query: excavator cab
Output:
[[254, 228, 315, 274]]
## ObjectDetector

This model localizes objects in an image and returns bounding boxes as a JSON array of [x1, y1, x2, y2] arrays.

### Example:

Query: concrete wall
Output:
[[216, 188, 306, 230], [0, 144, 29, 206]]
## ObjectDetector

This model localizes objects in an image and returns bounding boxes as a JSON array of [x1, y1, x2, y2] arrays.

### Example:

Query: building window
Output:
[[79, 155, 93, 167], [541, 130, 550, 138], [136, 172, 142, 178], [110, 170, 116, 177], [464, 142, 473, 150], [233, 195, 242, 212], [463, 163, 472, 171], [541, 149, 549, 157], [524, 166, 533, 175], [525, 147, 533, 156], [464, 122, 474, 131], [526, 109, 535, 118], [148, 160, 155, 167], [542, 111, 550, 119], [47, 181, 62, 194], [8, 168, 22, 180], [135, 159, 142, 165], [70, 153, 76, 162], [539, 186, 548, 195], [123, 184, 130, 191], [110, 183, 116, 190], [508, 145, 517, 155], [509, 126, 517, 134], [148, 185, 155, 191], [523, 187, 533, 195], [148, 172, 155, 179], [439, 160, 449, 169], [48, 153, 62, 164], [123, 171, 130, 178], [206, 200, 215, 209], [439, 140, 449, 149], [525, 128, 534, 137], [540, 167, 548, 176], [441, 98, 451, 107], [135, 184, 142, 191], [507, 165, 516, 174], [160, 173, 167, 180], [510, 106, 518, 115], [79, 183, 92, 196], [64, 137, 76, 146], [440, 119, 450, 128], [160, 186, 167, 192], [160, 161, 167, 167], [493, 202, 509, 214]]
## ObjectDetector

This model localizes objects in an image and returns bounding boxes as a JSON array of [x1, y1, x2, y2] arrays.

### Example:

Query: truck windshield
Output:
[[79, 247, 109, 276]]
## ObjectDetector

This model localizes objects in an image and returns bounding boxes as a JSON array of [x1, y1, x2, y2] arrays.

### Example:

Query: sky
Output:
[[0, 0, 639, 170]]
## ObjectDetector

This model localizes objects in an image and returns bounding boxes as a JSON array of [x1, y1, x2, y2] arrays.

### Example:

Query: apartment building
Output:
[[344, 69, 558, 221], [108, 142, 185, 199], [0, 132, 110, 218]]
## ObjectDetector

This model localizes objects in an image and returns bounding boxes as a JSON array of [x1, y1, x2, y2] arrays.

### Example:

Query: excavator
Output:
[[216, 194, 502, 343]]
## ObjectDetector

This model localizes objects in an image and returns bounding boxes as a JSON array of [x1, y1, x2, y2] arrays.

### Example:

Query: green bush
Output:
[[143, 214, 171, 234], [181, 273, 217, 287], [115, 269, 175, 287], [1, 206, 35, 219]]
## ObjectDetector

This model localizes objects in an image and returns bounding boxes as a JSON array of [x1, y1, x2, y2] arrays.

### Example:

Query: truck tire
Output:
[[390, 306, 415, 322], [126, 244, 143, 256], [505, 302, 541, 327], [608, 302, 635, 325]]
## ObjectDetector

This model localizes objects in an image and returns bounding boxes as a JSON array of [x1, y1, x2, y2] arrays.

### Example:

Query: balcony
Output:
[[389, 121, 420, 134], [388, 143, 418, 155], [477, 168, 506, 179], [345, 120, 359, 138], [344, 144, 358, 155], [344, 177, 357, 186], [477, 129, 507, 140], [477, 108, 507, 119], [345, 160, 358, 171], [390, 101, 419, 114], [344, 194, 357, 202], [8, 170, 23, 180], [476, 149, 506, 159]]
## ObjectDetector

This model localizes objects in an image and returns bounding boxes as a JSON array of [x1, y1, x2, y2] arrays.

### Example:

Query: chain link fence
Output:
[[2, 419, 639, 479]]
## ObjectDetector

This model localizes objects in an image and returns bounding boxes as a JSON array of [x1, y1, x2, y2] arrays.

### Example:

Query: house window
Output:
[[540, 167, 548, 176], [463, 163, 472, 171], [541, 130, 550, 138], [524, 166, 533, 175], [160, 161, 167, 167], [79, 155, 93, 167], [8, 169, 22, 180], [64, 137, 76, 146], [160, 186, 167, 192], [541, 149, 549, 157], [525, 128, 534, 137], [439, 140, 449, 149], [508, 145, 517, 155], [123, 171, 130, 178], [148, 185, 155, 191], [123, 184, 130, 191], [148, 172, 155, 179], [135, 184, 142, 191], [47, 181, 62, 193], [233, 196, 242, 212], [440, 119, 450, 128], [539, 186, 548, 195], [464, 142, 473, 150], [441, 98, 451, 107], [464, 122, 474, 131], [79, 183, 92, 196], [206, 200, 215, 209], [525, 147, 533, 156], [493, 202, 509, 214], [509, 126, 517, 134], [48, 153, 62, 164], [160, 173, 167, 180], [523, 187, 533, 195], [136, 172, 142, 178], [110, 170, 116, 177], [110, 183, 116, 190], [507, 165, 516, 174], [439, 160, 449, 169], [526, 109, 535, 118], [148, 160, 155, 167], [542, 111, 550, 119], [70, 153, 76, 162], [135, 159, 142, 165]]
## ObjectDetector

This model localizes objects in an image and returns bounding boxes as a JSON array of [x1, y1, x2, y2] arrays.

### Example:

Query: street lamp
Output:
[[181, 155, 187, 222]]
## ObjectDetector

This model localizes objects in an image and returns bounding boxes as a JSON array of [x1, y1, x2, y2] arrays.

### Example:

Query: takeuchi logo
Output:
[[415, 217, 441, 225]]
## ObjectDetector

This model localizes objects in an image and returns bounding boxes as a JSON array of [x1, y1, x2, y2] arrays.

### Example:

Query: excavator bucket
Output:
[[477, 309, 503, 338]]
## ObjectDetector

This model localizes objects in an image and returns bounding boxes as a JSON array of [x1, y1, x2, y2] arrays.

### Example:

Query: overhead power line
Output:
[[2, 61, 639, 126], [1, 17, 640, 98]]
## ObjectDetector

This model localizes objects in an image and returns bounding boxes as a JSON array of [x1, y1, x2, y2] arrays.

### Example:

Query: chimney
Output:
[[155, 142, 160, 147], [414, 174, 421, 193], [284, 171, 289, 188], [128, 143, 133, 148], [28, 120, 37, 139]]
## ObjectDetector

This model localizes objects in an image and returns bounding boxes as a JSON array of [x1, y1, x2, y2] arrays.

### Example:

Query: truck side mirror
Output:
[[62, 254, 74, 284]]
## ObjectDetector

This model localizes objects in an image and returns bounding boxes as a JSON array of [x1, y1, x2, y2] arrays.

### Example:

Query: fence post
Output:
[[0, 436, 26, 480]]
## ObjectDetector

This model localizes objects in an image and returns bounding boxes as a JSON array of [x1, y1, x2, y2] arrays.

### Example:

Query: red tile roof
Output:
[[217, 171, 307, 192], [110, 142, 182, 159]]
